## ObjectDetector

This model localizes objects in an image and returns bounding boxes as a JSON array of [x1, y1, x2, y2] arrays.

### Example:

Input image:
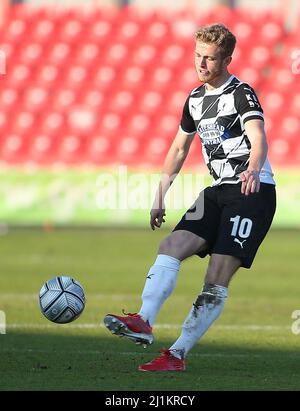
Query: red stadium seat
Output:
[[18, 42, 44, 66], [173, 67, 199, 93], [10, 111, 36, 136], [125, 113, 151, 138], [92, 66, 117, 92], [67, 106, 98, 136], [46, 43, 72, 67], [50, 88, 77, 113], [73, 42, 100, 67], [56, 135, 85, 164], [0, 133, 27, 164], [116, 136, 143, 165], [236, 67, 262, 90], [118, 66, 145, 93], [231, 21, 255, 47], [3, 18, 27, 44], [86, 135, 115, 165], [114, 20, 142, 46], [79, 89, 105, 111], [143, 136, 169, 166], [34, 64, 60, 88], [107, 90, 135, 115], [152, 113, 179, 137], [85, 20, 113, 45], [277, 116, 300, 141], [143, 21, 170, 46], [62, 65, 89, 91], [147, 67, 174, 92], [269, 138, 295, 166], [265, 67, 296, 91], [131, 44, 159, 68], [102, 42, 130, 68], [164, 90, 187, 115], [257, 21, 285, 47], [138, 91, 163, 116], [247, 45, 273, 70], [260, 90, 286, 118], [39, 112, 65, 137], [30, 19, 55, 43], [0, 88, 19, 111], [98, 112, 122, 138], [5, 63, 32, 90], [160, 44, 187, 69], [23, 86, 49, 113], [58, 19, 84, 44], [27, 134, 57, 165]]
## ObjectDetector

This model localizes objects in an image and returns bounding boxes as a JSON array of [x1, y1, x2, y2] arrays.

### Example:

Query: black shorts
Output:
[[173, 183, 276, 268]]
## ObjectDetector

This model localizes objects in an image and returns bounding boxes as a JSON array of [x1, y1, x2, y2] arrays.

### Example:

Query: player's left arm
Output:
[[240, 119, 268, 196]]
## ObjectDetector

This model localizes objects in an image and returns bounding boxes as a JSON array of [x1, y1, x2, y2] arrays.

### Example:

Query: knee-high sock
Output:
[[138, 254, 180, 326], [169, 283, 228, 358]]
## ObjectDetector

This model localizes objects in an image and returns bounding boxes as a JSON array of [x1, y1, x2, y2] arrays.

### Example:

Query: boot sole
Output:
[[104, 315, 154, 346]]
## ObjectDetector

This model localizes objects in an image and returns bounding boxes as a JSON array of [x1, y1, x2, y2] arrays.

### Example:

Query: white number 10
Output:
[[230, 215, 253, 238]]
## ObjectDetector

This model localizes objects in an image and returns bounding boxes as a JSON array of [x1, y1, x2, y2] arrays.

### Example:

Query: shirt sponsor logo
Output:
[[198, 123, 229, 145]]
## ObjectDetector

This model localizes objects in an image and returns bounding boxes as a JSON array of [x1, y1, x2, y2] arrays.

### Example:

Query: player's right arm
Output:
[[150, 127, 196, 230]]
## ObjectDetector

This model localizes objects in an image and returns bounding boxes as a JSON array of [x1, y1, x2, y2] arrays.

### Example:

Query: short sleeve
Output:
[[180, 96, 197, 134], [234, 84, 264, 125]]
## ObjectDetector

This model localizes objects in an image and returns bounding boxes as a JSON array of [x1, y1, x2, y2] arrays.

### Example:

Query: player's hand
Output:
[[240, 169, 260, 196], [150, 207, 166, 230]]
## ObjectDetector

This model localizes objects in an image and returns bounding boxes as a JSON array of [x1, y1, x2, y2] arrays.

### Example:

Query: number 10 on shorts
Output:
[[230, 215, 253, 238]]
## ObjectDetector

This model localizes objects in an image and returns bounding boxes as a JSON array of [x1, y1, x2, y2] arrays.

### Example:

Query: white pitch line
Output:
[[0, 348, 300, 359], [5, 323, 290, 331], [0, 293, 139, 300]]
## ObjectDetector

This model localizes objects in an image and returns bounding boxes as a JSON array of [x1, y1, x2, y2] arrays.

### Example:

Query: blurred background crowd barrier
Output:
[[0, 0, 299, 227]]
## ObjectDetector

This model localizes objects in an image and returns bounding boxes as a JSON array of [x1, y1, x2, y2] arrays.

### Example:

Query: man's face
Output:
[[195, 41, 230, 84]]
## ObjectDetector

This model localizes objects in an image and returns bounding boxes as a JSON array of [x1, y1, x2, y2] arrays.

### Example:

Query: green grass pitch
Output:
[[0, 227, 299, 391]]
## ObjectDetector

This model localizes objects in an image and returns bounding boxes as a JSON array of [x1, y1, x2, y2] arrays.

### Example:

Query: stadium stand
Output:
[[0, 4, 299, 167]]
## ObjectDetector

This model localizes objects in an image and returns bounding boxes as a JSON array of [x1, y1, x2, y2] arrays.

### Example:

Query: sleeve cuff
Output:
[[242, 111, 264, 124], [179, 125, 197, 135]]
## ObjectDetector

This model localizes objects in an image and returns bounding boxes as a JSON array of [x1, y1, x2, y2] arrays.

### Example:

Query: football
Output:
[[39, 276, 85, 323]]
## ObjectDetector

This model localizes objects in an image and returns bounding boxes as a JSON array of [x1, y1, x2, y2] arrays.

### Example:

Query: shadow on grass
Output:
[[1, 331, 300, 391]]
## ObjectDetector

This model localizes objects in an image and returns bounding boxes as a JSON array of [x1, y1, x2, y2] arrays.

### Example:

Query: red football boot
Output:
[[104, 310, 154, 346], [138, 349, 185, 371]]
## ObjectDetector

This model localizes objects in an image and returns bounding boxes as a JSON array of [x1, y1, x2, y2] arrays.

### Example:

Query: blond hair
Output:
[[195, 24, 236, 57]]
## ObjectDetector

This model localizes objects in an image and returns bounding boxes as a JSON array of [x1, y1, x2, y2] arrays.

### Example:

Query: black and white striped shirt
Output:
[[180, 75, 275, 186]]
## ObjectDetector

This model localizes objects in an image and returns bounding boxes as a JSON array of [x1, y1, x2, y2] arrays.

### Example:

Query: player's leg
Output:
[[169, 183, 276, 358], [138, 185, 221, 327], [167, 254, 240, 356], [204, 253, 241, 286], [104, 230, 208, 346], [138, 230, 207, 326], [104, 186, 220, 346], [139, 254, 240, 371]]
